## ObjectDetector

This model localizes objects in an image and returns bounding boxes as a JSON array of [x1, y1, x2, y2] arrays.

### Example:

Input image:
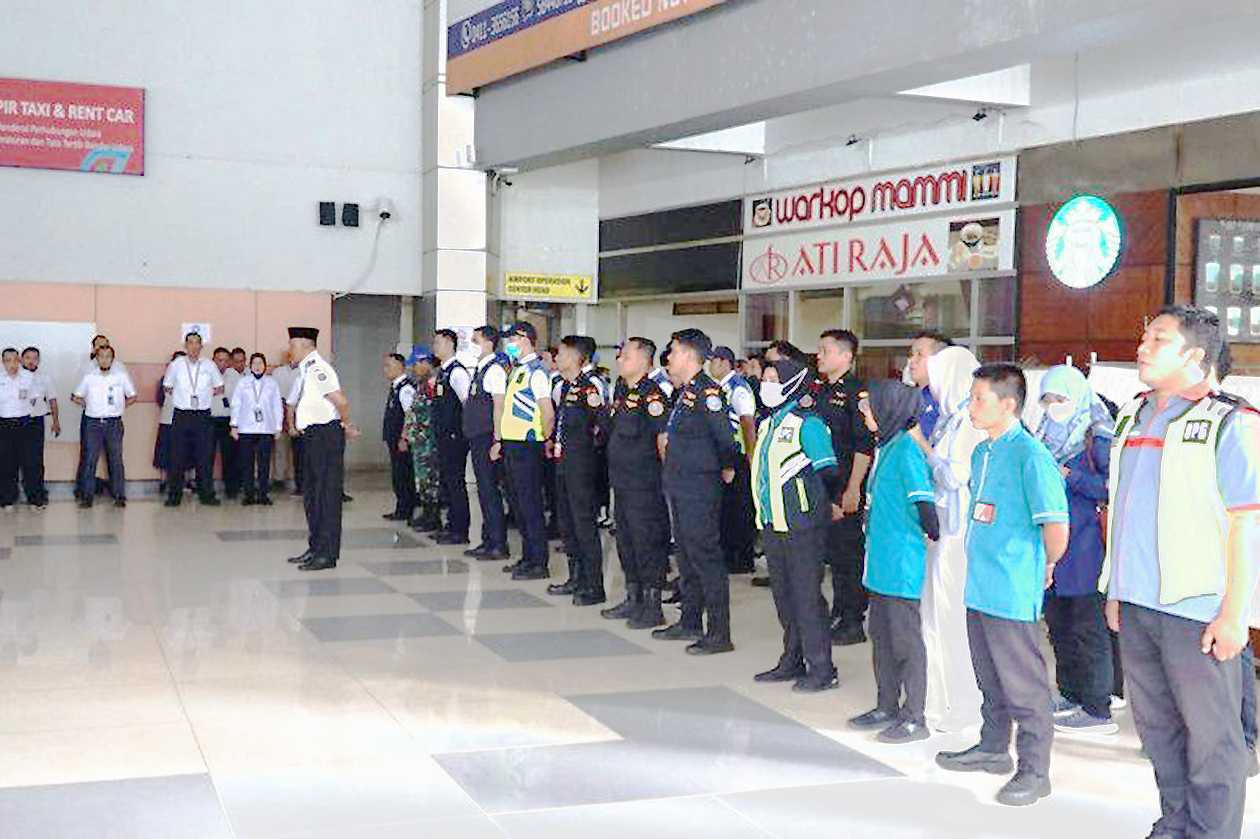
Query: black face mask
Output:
[[253, 372, 265, 380]]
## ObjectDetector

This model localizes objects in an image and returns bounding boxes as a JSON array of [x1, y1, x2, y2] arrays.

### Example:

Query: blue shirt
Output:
[[964, 422, 1070, 621], [1109, 393, 1260, 622], [864, 431, 936, 599], [1049, 434, 1111, 597], [755, 400, 836, 528], [917, 387, 941, 441]]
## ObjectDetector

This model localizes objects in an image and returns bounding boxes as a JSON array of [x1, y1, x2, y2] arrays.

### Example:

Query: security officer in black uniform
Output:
[[432, 329, 471, 545], [653, 328, 741, 655], [463, 326, 510, 560], [546, 336, 609, 606], [382, 352, 416, 521], [602, 336, 671, 630], [812, 329, 875, 645]]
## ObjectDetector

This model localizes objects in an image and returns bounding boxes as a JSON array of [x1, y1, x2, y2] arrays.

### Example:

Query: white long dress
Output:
[[921, 347, 985, 733]]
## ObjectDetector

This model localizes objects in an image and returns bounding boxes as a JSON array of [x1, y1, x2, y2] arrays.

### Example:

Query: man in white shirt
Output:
[[382, 352, 418, 521], [211, 346, 243, 499], [162, 332, 225, 507], [230, 352, 284, 506], [0, 347, 35, 511], [20, 346, 57, 508], [463, 326, 511, 560], [71, 346, 136, 508], [75, 335, 127, 502]]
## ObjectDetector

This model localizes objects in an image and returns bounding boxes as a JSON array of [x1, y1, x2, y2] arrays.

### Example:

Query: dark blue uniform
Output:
[[434, 360, 469, 541]]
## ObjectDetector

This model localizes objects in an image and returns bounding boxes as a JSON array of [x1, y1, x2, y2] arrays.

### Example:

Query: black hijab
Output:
[[771, 358, 811, 404], [866, 379, 921, 447]]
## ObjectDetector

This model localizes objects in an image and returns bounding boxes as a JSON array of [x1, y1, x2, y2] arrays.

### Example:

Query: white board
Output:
[[0, 320, 97, 443]]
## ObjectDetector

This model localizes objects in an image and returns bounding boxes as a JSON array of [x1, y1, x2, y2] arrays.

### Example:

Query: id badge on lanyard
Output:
[[187, 359, 201, 409], [106, 385, 116, 407]]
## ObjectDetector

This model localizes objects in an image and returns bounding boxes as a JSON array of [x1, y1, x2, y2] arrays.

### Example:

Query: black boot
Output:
[[600, 583, 641, 620], [627, 588, 666, 630], [572, 588, 606, 607], [546, 559, 579, 596]]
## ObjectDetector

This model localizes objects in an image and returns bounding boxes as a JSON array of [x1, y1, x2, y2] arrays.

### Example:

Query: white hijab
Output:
[[928, 346, 980, 426], [925, 346, 984, 535]]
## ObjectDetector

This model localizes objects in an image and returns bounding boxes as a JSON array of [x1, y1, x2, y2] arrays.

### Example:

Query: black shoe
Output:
[[572, 590, 607, 607], [434, 532, 470, 546], [751, 576, 771, 588], [547, 579, 578, 596], [754, 662, 806, 683], [164, 496, 181, 508], [200, 496, 221, 507], [686, 638, 734, 656], [464, 543, 491, 557], [474, 547, 509, 561], [877, 720, 930, 744], [341, 493, 353, 503], [258, 496, 274, 506], [288, 550, 316, 565], [417, 519, 444, 533], [792, 672, 839, 693], [935, 744, 1015, 775], [512, 565, 549, 581], [77, 499, 92, 509], [831, 623, 867, 646], [242, 497, 257, 507], [626, 588, 666, 630], [995, 770, 1051, 807], [652, 623, 703, 642], [848, 708, 899, 730], [502, 562, 519, 574], [114, 499, 127, 508], [601, 586, 642, 620], [299, 556, 338, 572], [383, 511, 408, 521]]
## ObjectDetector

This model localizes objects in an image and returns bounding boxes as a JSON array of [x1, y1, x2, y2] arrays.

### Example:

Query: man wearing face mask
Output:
[[491, 323, 556, 581], [1103, 306, 1260, 839]]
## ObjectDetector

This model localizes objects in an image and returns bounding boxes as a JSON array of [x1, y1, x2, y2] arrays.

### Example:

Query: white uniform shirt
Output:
[[163, 356, 224, 411], [441, 357, 471, 403], [0, 369, 33, 419], [648, 367, 675, 399], [293, 351, 341, 430], [391, 374, 416, 413], [24, 369, 54, 417], [581, 363, 609, 401], [230, 374, 285, 434], [516, 354, 554, 402], [479, 354, 508, 396], [273, 364, 299, 405], [73, 367, 136, 419], [719, 371, 757, 418], [213, 368, 242, 418]]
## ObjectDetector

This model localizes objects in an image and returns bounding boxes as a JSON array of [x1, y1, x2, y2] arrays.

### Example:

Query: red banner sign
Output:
[[0, 78, 145, 175]]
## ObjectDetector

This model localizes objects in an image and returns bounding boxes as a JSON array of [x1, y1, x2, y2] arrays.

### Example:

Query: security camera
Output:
[[374, 198, 395, 221]]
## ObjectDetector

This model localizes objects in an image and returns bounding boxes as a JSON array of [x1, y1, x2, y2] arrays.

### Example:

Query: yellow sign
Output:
[[503, 272, 597, 302]]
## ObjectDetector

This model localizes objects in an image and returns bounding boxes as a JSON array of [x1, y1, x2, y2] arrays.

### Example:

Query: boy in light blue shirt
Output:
[[935, 364, 1069, 808]]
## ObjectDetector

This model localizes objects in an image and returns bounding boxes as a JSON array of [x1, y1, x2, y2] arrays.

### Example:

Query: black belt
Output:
[[174, 408, 210, 415]]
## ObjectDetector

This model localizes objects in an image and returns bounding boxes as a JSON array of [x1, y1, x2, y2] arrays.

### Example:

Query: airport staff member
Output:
[[0, 348, 35, 512], [654, 328, 741, 656], [230, 352, 284, 506], [211, 346, 243, 499], [20, 346, 57, 509], [709, 346, 758, 576], [1104, 306, 1260, 839], [463, 326, 510, 561], [163, 332, 224, 507], [382, 352, 417, 522], [70, 346, 136, 508], [285, 327, 359, 572], [433, 329, 472, 545]]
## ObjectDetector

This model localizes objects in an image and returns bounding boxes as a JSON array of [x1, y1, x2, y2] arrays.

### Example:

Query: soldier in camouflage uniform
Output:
[[404, 352, 442, 532]]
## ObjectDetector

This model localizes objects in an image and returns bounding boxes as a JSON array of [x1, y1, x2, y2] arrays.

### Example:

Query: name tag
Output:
[[107, 388, 116, 406], [191, 395, 199, 408], [254, 408, 264, 423], [972, 502, 996, 524]]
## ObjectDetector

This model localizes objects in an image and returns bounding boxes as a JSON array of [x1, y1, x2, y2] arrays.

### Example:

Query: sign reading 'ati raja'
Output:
[[447, 0, 727, 94], [503, 272, 598, 302]]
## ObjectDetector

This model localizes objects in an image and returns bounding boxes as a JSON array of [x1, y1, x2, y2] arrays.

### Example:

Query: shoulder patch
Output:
[[703, 387, 721, 396], [706, 394, 723, 412], [648, 400, 665, 417], [317, 372, 328, 382]]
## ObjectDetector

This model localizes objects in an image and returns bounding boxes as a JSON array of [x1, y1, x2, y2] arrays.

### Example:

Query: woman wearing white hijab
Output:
[[913, 345, 985, 732]]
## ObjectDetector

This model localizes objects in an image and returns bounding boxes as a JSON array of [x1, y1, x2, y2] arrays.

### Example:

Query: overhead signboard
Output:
[[740, 209, 1017, 291], [0, 77, 145, 175], [447, 0, 727, 95], [743, 156, 1016, 237], [503, 272, 598, 302]]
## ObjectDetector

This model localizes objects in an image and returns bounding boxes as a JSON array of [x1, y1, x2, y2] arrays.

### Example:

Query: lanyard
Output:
[[185, 358, 202, 393], [252, 377, 265, 404]]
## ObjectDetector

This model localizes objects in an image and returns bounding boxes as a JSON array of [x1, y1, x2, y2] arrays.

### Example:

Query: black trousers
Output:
[[504, 441, 547, 568], [968, 609, 1054, 777], [869, 593, 927, 724], [720, 457, 757, 572], [212, 417, 241, 496], [388, 441, 416, 516], [542, 456, 558, 528], [1243, 646, 1258, 752], [1120, 603, 1247, 839], [594, 448, 610, 514], [469, 434, 507, 551], [438, 435, 470, 538], [558, 456, 603, 594], [0, 417, 28, 506], [1044, 590, 1114, 718], [302, 421, 345, 559], [612, 485, 669, 588], [169, 409, 215, 499], [18, 416, 47, 504], [238, 434, 275, 499], [827, 516, 867, 625], [80, 417, 125, 500], [291, 435, 306, 492], [763, 525, 832, 678], [668, 482, 729, 642]]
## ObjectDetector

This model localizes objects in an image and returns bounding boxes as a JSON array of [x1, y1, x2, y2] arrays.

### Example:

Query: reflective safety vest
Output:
[[721, 374, 755, 454], [752, 409, 829, 533], [1100, 393, 1237, 604], [501, 357, 547, 442]]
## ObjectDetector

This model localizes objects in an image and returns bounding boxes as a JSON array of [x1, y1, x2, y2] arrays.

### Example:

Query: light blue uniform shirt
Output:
[[1109, 394, 1260, 623], [754, 400, 836, 529], [964, 422, 1070, 622], [864, 431, 937, 599]]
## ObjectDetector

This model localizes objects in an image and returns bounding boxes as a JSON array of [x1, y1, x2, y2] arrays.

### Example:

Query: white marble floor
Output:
[[1, 480, 1259, 838]]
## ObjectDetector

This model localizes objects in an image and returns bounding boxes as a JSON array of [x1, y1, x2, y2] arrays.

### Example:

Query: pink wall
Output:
[[0, 283, 332, 482]]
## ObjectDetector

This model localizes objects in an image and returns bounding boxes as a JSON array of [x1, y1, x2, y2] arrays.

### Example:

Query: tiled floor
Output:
[[2, 479, 1260, 838]]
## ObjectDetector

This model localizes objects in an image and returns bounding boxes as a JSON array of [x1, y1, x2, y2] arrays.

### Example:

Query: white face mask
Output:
[[760, 381, 786, 409], [1044, 401, 1074, 423]]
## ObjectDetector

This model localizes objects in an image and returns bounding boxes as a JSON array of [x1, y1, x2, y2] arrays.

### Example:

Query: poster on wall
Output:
[[502, 272, 598, 303], [446, 0, 728, 95], [740, 208, 1016, 291], [181, 322, 213, 344], [0, 78, 145, 175], [1195, 219, 1260, 343]]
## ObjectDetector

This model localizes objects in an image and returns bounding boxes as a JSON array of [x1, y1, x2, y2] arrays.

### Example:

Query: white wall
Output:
[[0, 0, 423, 295], [494, 159, 599, 290], [624, 301, 737, 354]]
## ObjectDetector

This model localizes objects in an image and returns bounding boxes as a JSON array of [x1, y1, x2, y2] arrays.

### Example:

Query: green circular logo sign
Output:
[[1045, 195, 1123, 289]]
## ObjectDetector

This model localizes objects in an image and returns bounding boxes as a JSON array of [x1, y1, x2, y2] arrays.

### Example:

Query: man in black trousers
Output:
[[162, 332, 224, 507], [463, 326, 510, 561], [381, 352, 416, 522], [432, 329, 471, 545]]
